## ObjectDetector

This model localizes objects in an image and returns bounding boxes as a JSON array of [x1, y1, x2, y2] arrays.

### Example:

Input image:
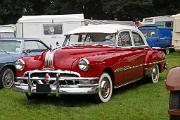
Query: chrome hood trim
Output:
[[44, 50, 54, 66]]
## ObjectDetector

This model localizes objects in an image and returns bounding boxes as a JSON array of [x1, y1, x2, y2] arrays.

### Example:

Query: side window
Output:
[[24, 41, 47, 52], [118, 31, 132, 46], [132, 32, 145, 46]]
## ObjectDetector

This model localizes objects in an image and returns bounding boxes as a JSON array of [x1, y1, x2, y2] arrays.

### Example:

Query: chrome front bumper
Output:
[[15, 70, 99, 95]]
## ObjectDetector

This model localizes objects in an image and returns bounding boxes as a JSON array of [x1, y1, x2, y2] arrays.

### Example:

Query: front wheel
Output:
[[95, 73, 113, 103], [0, 68, 14, 88]]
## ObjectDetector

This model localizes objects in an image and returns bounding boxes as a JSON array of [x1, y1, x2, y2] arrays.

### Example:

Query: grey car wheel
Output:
[[0, 68, 14, 88]]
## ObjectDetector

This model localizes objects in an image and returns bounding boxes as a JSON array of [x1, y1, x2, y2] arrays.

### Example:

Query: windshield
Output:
[[63, 33, 116, 47], [140, 29, 157, 38], [0, 32, 15, 38], [0, 40, 21, 53]]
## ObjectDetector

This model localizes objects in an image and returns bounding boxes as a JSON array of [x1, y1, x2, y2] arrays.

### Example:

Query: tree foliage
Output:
[[0, 0, 180, 24]]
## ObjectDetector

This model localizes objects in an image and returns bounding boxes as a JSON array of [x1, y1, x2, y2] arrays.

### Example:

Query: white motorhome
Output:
[[172, 13, 180, 52], [0, 25, 15, 38], [16, 14, 85, 48]]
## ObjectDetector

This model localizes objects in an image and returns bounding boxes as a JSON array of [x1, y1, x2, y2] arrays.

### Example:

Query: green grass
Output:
[[0, 52, 180, 120]]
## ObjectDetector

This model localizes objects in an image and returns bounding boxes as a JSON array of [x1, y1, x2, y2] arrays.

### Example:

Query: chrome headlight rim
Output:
[[15, 59, 25, 71], [78, 58, 89, 71]]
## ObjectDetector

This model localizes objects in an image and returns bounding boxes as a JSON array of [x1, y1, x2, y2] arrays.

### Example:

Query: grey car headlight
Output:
[[15, 59, 25, 71], [78, 58, 89, 71]]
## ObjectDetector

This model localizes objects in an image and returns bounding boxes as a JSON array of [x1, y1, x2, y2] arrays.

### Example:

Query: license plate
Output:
[[36, 84, 51, 93]]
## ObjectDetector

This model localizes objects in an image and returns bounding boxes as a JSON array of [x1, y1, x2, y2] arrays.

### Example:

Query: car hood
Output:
[[0, 52, 23, 64], [52, 45, 115, 70]]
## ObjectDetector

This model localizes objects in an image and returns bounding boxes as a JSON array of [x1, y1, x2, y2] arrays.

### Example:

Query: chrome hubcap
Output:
[[152, 66, 159, 82], [2, 69, 14, 88], [100, 77, 110, 99]]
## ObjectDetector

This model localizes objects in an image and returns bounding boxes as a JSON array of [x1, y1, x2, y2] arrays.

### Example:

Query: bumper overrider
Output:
[[15, 70, 99, 95]]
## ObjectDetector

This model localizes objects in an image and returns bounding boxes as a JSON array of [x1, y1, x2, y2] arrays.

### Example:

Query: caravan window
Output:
[[43, 24, 63, 35]]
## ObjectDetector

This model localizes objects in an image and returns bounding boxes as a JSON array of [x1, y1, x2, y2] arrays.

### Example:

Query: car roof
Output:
[[65, 24, 137, 35]]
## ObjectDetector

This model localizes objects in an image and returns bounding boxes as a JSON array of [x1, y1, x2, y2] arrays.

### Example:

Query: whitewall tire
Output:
[[150, 64, 159, 83], [96, 73, 113, 103]]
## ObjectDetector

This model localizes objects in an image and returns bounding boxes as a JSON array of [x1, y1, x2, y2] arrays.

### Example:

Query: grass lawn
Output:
[[0, 52, 180, 120]]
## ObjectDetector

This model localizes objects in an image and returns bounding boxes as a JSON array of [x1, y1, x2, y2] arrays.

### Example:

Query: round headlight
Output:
[[15, 59, 25, 71], [78, 58, 89, 71]]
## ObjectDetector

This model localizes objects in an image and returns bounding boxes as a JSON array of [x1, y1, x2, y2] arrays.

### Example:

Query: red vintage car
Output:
[[166, 67, 180, 120], [15, 24, 166, 102]]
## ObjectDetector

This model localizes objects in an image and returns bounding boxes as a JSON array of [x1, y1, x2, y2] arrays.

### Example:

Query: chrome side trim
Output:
[[147, 60, 166, 65], [114, 60, 166, 73], [114, 64, 144, 73]]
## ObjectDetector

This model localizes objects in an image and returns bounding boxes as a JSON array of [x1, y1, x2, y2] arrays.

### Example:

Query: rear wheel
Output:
[[165, 47, 170, 55], [0, 67, 14, 88], [169, 91, 180, 120], [148, 64, 159, 83], [95, 73, 113, 103]]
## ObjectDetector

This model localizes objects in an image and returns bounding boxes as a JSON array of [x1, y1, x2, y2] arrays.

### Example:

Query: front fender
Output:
[[166, 67, 180, 91], [0, 62, 15, 72], [71, 58, 106, 77]]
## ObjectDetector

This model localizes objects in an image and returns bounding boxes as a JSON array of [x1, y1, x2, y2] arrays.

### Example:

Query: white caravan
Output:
[[172, 13, 180, 52], [16, 14, 85, 48]]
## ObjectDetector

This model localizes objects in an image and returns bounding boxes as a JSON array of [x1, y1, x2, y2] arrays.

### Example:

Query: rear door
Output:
[[115, 30, 147, 85], [130, 31, 147, 79]]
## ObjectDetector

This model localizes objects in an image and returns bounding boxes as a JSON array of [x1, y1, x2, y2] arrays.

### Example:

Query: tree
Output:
[[0, 0, 180, 24]]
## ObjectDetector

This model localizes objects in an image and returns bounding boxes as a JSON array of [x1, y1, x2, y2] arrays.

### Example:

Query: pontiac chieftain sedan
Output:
[[15, 24, 166, 102], [0, 38, 49, 88]]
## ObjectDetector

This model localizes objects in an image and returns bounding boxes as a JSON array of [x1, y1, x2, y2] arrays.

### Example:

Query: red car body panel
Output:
[[16, 45, 166, 87]]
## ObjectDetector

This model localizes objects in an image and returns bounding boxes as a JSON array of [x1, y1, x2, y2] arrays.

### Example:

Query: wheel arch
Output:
[[0, 64, 16, 77], [103, 67, 115, 85]]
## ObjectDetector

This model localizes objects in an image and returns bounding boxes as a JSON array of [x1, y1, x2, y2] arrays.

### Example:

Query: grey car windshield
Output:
[[0, 40, 21, 52], [63, 33, 116, 47]]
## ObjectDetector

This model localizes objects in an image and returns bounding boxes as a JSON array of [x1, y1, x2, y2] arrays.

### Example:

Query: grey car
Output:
[[0, 38, 49, 88]]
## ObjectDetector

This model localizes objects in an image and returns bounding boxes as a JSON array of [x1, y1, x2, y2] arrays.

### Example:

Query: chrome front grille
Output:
[[23, 70, 81, 86]]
